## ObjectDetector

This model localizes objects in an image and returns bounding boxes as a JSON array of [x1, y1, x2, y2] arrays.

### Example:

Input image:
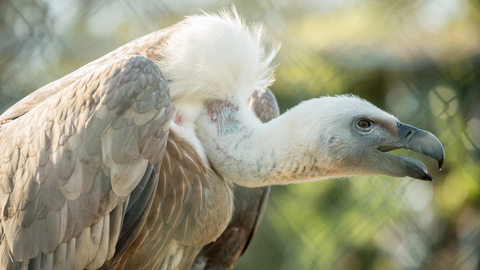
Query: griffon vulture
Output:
[[0, 10, 444, 270]]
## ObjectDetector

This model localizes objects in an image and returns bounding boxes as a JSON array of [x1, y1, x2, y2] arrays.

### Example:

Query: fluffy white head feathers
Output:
[[158, 9, 280, 107]]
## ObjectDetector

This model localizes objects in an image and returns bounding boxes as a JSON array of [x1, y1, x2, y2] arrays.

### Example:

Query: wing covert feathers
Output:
[[0, 55, 171, 269]]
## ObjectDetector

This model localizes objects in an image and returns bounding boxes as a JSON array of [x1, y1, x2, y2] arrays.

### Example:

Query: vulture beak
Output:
[[376, 122, 445, 181]]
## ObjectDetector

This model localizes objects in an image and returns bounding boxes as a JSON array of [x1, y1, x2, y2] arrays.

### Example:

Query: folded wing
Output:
[[0, 55, 171, 269]]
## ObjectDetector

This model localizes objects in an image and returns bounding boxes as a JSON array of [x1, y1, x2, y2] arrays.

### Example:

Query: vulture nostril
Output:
[[405, 130, 413, 139]]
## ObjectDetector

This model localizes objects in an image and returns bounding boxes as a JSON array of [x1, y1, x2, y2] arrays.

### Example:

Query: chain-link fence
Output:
[[1, 0, 479, 269]]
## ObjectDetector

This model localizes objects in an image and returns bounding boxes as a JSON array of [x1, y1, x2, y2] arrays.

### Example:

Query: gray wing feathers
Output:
[[99, 164, 159, 269], [0, 55, 171, 269]]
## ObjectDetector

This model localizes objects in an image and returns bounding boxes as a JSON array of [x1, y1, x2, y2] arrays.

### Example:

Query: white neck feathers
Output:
[[196, 99, 336, 187]]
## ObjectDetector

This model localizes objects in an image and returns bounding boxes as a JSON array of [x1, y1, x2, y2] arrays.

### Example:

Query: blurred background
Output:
[[1, 0, 479, 269]]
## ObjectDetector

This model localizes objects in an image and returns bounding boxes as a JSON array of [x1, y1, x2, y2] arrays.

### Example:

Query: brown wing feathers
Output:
[[112, 132, 218, 270]]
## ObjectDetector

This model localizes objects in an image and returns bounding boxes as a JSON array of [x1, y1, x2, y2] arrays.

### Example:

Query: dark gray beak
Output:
[[376, 122, 445, 181]]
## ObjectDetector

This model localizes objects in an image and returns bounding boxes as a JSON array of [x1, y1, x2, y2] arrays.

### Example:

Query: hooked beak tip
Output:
[[438, 158, 444, 170]]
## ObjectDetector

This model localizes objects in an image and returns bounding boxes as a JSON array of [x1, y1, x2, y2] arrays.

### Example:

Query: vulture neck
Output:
[[197, 99, 332, 187]]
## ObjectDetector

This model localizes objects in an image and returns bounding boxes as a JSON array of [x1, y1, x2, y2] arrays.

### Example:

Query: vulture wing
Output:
[[192, 88, 280, 270], [0, 55, 171, 269]]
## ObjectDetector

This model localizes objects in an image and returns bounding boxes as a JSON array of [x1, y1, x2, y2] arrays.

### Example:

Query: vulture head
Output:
[[290, 96, 444, 181]]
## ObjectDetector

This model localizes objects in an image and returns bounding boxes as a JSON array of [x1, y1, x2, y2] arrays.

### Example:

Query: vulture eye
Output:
[[356, 119, 373, 131]]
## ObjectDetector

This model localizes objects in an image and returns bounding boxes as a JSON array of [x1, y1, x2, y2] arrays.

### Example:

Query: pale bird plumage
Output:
[[0, 8, 444, 270]]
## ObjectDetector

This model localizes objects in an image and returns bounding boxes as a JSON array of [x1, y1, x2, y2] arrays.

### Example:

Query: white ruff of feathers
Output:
[[158, 8, 279, 123]]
